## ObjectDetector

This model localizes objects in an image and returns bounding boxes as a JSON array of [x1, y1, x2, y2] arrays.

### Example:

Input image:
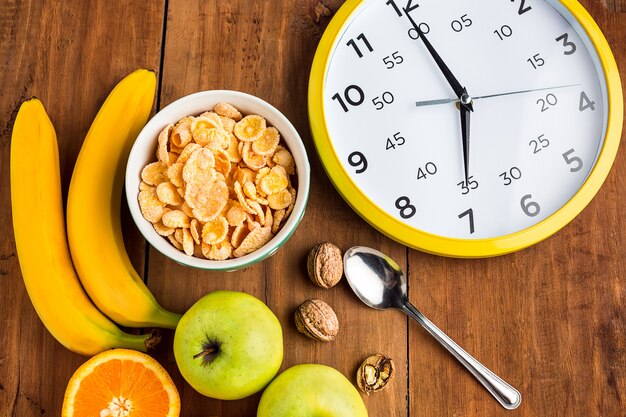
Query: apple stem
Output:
[[193, 347, 217, 360]]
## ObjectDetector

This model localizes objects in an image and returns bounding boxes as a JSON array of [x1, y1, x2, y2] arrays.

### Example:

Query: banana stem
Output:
[[117, 331, 161, 352]]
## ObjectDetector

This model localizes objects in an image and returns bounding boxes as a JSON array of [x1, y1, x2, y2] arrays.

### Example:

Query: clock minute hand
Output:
[[405, 9, 473, 181], [460, 103, 471, 182], [405, 9, 469, 106]]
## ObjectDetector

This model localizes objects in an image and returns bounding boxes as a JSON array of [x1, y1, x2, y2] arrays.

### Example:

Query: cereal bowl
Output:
[[126, 90, 310, 271]]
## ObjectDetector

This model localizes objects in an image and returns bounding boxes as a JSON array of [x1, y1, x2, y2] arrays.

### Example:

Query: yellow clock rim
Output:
[[308, 0, 623, 258]]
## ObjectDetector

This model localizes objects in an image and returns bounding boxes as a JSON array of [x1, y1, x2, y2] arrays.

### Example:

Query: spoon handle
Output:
[[402, 301, 521, 410]]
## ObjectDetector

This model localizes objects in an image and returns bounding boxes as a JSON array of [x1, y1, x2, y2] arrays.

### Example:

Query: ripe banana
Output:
[[10, 98, 158, 356], [67, 70, 182, 329]]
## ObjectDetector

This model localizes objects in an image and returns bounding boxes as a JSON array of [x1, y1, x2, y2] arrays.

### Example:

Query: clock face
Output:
[[322, 0, 607, 239]]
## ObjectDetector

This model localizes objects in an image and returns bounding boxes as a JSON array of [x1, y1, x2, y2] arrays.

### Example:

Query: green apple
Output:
[[257, 364, 368, 417], [173, 290, 283, 400]]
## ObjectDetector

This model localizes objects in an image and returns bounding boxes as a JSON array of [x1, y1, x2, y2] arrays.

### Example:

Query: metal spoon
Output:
[[343, 246, 521, 410]]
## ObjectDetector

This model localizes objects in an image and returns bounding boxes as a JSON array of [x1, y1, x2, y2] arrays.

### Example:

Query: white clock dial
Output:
[[323, 0, 606, 239]]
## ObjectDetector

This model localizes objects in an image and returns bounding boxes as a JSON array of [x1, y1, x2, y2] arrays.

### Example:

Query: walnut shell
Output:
[[294, 299, 339, 342], [356, 354, 395, 395], [306, 242, 343, 289]]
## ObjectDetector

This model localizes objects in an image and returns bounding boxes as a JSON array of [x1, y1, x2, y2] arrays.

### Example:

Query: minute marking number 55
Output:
[[383, 51, 404, 69]]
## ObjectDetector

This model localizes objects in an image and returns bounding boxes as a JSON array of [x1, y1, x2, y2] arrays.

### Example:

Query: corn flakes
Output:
[[138, 102, 298, 259], [190, 219, 202, 245], [272, 148, 296, 175], [259, 166, 289, 195], [168, 234, 184, 250], [157, 181, 183, 206], [138, 188, 165, 223], [272, 209, 286, 234], [162, 210, 191, 229], [252, 127, 280, 156], [166, 163, 184, 188], [171, 118, 193, 148], [141, 162, 167, 186], [202, 216, 229, 245], [182, 228, 195, 256], [233, 226, 273, 258], [214, 102, 243, 121], [157, 124, 174, 165], [234, 115, 266, 142]]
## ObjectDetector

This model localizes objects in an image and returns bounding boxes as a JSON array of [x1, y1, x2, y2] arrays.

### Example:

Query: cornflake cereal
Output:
[[138, 102, 298, 259]]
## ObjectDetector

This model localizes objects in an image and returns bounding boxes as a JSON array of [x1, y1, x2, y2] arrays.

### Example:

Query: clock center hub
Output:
[[460, 93, 473, 106]]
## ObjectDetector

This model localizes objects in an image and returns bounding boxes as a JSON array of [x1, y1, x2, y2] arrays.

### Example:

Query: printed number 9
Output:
[[348, 151, 368, 174]]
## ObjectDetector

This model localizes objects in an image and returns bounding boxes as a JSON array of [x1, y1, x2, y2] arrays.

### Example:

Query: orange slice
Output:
[[62, 349, 180, 417]]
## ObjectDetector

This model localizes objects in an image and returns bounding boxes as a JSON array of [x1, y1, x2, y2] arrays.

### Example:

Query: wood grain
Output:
[[0, 1, 623, 417], [0, 1, 165, 416]]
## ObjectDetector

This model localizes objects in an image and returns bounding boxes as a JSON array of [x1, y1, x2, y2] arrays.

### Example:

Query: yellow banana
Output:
[[67, 69, 182, 329], [10, 98, 158, 356]]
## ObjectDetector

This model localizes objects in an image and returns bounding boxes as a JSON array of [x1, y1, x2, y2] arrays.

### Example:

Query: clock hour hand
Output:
[[414, 97, 457, 107], [405, 9, 470, 108], [415, 84, 580, 107]]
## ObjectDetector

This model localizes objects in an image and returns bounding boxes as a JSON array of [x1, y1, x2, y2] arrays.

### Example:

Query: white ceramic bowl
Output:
[[126, 90, 310, 271]]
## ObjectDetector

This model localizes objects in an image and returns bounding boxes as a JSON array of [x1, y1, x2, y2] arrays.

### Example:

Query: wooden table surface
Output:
[[1, 1, 624, 416]]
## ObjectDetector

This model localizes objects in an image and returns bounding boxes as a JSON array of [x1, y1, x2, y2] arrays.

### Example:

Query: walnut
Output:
[[294, 299, 339, 342], [356, 354, 395, 395], [306, 242, 343, 289]]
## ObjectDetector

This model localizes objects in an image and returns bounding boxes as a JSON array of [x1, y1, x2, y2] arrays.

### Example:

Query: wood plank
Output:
[[0, 0, 623, 417], [152, 0, 408, 415], [407, 1, 626, 416], [0, 1, 164, 415], [604, 0, 626, 12]]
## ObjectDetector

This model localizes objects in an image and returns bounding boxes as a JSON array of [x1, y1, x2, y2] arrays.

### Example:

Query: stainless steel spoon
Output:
[[343, 246, 521, 410]]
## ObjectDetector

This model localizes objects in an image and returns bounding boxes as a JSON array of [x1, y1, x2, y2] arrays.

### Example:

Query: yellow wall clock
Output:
[[308, 0, 623, 258]]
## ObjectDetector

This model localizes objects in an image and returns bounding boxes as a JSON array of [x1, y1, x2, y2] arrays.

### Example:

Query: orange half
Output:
[[62, 349, 180, 417]]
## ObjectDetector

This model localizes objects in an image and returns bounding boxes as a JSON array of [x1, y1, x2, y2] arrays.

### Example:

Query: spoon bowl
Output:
[[343, 246, 521, 410], [343, 246, 407, 310]]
